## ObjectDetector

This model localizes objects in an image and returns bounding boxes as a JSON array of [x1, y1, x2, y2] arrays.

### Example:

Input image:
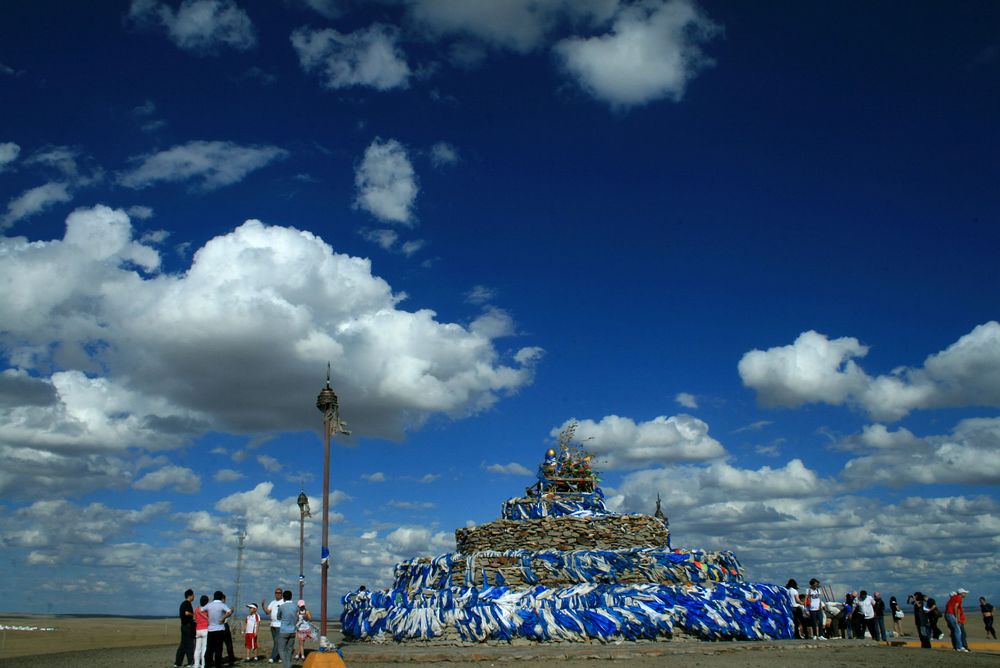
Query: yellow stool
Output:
[[303, 650, 347, 667]]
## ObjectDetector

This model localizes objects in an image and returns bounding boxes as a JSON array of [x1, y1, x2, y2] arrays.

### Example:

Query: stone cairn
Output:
[[341, 426, 793, 644]]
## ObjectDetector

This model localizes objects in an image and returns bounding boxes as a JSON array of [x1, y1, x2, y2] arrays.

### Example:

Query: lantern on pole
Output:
[[314, 363, 349, 650], [297, 488, 311, 601]]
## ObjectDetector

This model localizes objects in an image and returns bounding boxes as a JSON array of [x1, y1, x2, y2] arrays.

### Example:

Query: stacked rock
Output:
[[341, 440, 793, 644]]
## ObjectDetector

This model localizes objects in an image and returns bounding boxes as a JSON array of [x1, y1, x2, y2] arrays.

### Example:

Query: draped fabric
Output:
[[341, 581, 794, 642]]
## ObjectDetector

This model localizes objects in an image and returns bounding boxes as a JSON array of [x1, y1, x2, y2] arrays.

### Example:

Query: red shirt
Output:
[[945, 594, 965, 624], [195, 606, 209, 631]]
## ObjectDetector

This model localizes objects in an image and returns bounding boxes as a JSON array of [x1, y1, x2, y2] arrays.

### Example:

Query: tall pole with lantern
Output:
[[315, 364, 349, 649], [297, 488, 310, 602]]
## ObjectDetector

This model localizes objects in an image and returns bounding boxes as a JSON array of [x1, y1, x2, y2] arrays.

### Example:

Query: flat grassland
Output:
[[1, 614, 997, 668]]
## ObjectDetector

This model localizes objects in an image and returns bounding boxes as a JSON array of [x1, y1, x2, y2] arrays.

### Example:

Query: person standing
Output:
[[856, 590, 877, 640], [261, 587, 285, 663], [981, 596, 997, 639], [294, 599, 314, 660], [889, 596, 904, 637], [805, 579, 823, 639], [945, 588, 970, 652], [245, 603, 261, 662], [785, 579, 805, 639], [926, 597, 944, 640], [204, 590, 233, 668], [275, 590, 296, 668], [221, 593, 237, 666], [912, 592, 931, 649], [175, 589, 196, 668], [194, 595, 210, 668], [873, 592, 887, 641]]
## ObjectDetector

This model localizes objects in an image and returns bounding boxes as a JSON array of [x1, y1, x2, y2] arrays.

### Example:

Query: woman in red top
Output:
[[193, 595, 210, 668]]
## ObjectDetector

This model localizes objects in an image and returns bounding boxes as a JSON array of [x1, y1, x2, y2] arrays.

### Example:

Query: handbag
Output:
[[894, 610, 904, 619]]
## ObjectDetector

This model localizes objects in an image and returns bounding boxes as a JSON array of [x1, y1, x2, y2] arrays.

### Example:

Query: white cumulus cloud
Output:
[[354, 138, 418, 224], [739, 322, 1000, 421], [291, 24, 410, 91], [552, 414, 726, 469], [554, 0, 719, 108], [485, 462, 532, 476], [841, 418, 1000, 487], [133, 464, 201, 493], [0, 206, 542, 496], [429, 141, 459, 167], [129, 0, 257, 53], [675, 392, 698, 409]]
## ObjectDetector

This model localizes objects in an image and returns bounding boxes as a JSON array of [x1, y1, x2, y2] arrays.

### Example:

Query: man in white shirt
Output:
[[261, 586, 286, 663], [856, 590, 877, 640], [203, 590, 232, 668]]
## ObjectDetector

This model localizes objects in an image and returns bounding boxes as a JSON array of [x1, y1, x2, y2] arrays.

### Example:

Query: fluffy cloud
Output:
[[739, 322, 1000, 421], [291, 24, 410, 91], [0, 206, 540, 472], [606, 459, 1000, 596], [133, 465, 201, 492], [429, 141, 459, 167], [362, 471, 386, 482], [118, 140, 288, 191], [674, 392, 698, 409], [552, 414, 726, 469], [485, 461, 533, 476], [2, 146, 103, 229], [840, 418, 1000, 487], [0, 141, 19, 170], [407, 0, 619, 53], [385, 525, 454, 553], [554, 0, 719, 107], [354, 138, 418, 224], [214, 468, 244, 482], [129, 0, 257, 53]]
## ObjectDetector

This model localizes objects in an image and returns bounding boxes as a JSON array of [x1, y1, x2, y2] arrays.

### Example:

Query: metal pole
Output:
[[299, 506, 306, 602], [315, 364, 348, 649], [320, 416, 331, 642]]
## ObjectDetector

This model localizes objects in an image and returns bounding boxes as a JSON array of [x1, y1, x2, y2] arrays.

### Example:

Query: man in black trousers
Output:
[[174, 588, 195, 668]]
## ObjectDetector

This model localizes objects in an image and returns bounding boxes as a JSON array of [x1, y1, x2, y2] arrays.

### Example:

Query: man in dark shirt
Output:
[[174, 588, 195, 667]]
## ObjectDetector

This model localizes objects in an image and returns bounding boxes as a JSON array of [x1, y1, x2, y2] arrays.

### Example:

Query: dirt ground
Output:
[[1, 614, 997, 668]]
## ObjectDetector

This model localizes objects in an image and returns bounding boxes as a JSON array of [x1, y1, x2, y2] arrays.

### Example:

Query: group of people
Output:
[[261, 586, 315, 667], [785, 578, 994, 650], [174, 587, 314, 668], [910, 589, 994, 651]]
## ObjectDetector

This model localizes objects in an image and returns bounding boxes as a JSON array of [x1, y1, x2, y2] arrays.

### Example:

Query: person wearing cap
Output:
[[945, 588, 970, 652], [294, 599, 314, 660], [244, 603, 261, 662]]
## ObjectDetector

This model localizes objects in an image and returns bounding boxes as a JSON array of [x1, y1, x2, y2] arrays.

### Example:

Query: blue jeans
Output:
[[945, 613, 967, 649], [270, 626, 281, 661], [875, 615, 886, 641], [279, 632, 296, 668]]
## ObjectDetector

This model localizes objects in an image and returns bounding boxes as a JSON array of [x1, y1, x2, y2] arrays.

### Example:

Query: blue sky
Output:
[[1, 0, 998, 616]]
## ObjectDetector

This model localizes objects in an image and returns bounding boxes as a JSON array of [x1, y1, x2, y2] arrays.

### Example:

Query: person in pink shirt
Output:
[[193, 595, 210, 668]]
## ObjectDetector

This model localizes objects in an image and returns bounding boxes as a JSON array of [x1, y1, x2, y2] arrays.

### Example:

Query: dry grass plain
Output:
[[0, 613, 996, 668]]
